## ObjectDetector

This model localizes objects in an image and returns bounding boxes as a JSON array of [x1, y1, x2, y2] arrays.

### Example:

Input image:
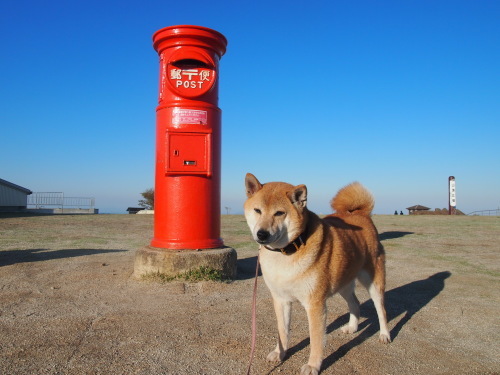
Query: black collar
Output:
[[264, 227, 308, 255]]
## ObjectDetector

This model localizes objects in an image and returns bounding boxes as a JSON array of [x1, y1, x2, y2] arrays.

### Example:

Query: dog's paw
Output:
[[341, 323, 358, 334], [300, 364, 319, 375], [267, 349, 285, 362], [379, 332, 391, 344]]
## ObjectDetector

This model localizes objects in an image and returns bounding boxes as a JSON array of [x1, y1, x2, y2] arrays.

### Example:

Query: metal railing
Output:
[[28, 192, 95, 209], [467, 209, 500, 216]]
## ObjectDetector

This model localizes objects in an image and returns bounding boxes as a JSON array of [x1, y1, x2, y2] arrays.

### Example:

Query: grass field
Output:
[[0, 213, 499, 374]]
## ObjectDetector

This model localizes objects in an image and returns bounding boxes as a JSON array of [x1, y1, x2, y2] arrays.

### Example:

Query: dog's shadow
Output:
[[283, 271, 451, 371]]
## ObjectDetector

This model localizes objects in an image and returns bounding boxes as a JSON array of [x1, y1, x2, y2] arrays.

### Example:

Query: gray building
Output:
[[0, 178, 32, 212]]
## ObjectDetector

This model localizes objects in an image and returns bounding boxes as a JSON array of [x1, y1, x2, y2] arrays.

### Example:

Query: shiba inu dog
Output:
[[244, 173, 391, 375]]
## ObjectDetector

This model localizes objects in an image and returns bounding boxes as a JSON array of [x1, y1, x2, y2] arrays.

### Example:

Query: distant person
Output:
[[400, 211, 404, 215], [394, 210, 398, 215]]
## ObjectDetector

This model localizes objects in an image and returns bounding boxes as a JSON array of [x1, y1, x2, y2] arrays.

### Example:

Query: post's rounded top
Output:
[[153, 25, 227, 57]]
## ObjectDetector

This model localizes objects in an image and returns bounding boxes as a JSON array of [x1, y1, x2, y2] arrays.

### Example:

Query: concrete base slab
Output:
[[134, 246, 237, 280]]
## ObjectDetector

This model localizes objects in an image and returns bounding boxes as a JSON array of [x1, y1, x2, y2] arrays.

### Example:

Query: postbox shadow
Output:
[[0, 248, 127, 267], [282, 271, 451, 371]]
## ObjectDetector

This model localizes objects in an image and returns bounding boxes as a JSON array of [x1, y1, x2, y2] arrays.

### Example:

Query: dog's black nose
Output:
[[257, 230, 270, 242]]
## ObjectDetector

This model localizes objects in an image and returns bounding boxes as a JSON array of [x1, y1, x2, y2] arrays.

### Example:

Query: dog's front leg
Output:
[[301, 301, 326, 375], [267, 297, 291, 362]]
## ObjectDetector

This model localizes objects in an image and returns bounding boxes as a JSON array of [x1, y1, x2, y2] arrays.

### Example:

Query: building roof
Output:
[[0, 178, 32, 194], [406, 204, 430, 210]]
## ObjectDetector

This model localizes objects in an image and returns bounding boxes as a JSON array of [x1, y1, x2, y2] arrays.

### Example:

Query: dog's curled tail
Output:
[[331, 182, 374, 216]]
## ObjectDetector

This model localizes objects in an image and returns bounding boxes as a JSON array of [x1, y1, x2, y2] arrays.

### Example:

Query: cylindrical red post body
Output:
[[150, 25, 227, 249]]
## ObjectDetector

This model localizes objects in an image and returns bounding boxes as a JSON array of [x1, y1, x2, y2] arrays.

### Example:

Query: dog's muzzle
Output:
[[256, 229, 271, 243]]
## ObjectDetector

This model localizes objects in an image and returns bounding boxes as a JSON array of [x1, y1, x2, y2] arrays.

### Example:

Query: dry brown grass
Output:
[[0, 213, 499, 375]]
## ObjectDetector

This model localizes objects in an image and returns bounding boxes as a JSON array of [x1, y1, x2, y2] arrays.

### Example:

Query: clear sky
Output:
[[1, 0, 499, 214]]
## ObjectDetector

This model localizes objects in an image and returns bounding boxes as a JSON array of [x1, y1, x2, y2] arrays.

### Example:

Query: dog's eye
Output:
[[254, 208, 261, 214], [274, 211, 285, 217]]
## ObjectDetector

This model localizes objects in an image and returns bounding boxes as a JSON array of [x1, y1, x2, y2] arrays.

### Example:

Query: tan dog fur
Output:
[[244, 173, 390, 375]]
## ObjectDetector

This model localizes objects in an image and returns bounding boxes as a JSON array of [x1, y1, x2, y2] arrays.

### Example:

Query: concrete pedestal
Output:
[[134, 246, 237, 280]]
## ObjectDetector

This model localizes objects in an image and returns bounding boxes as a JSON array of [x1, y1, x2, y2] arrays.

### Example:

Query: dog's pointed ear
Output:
[[288, 184, 307, 208], [245, 173, 263, 198]]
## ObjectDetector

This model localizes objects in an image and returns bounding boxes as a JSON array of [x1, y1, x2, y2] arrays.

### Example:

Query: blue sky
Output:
[[1, 0, 499, 214]]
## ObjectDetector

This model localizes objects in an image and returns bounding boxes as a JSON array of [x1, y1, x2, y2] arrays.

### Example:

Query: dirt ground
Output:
[[0, 213, 498, 375]]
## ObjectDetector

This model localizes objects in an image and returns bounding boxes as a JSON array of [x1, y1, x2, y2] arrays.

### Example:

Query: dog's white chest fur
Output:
[[259, 248, 318, 304]]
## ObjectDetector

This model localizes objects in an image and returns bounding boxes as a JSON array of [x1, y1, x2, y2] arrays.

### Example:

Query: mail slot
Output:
[[150, 25, 227, 250]]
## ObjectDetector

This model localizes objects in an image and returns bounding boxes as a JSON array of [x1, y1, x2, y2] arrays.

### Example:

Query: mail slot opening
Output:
[[172, 59, 209, 69], [184, 160, 197, 166]]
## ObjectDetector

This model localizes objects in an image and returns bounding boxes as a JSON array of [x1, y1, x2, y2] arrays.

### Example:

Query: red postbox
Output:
[[150, 25, 227, 250]]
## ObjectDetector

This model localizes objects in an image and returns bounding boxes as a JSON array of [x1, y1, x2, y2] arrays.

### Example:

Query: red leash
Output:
[[246, 251, 260, 375]]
